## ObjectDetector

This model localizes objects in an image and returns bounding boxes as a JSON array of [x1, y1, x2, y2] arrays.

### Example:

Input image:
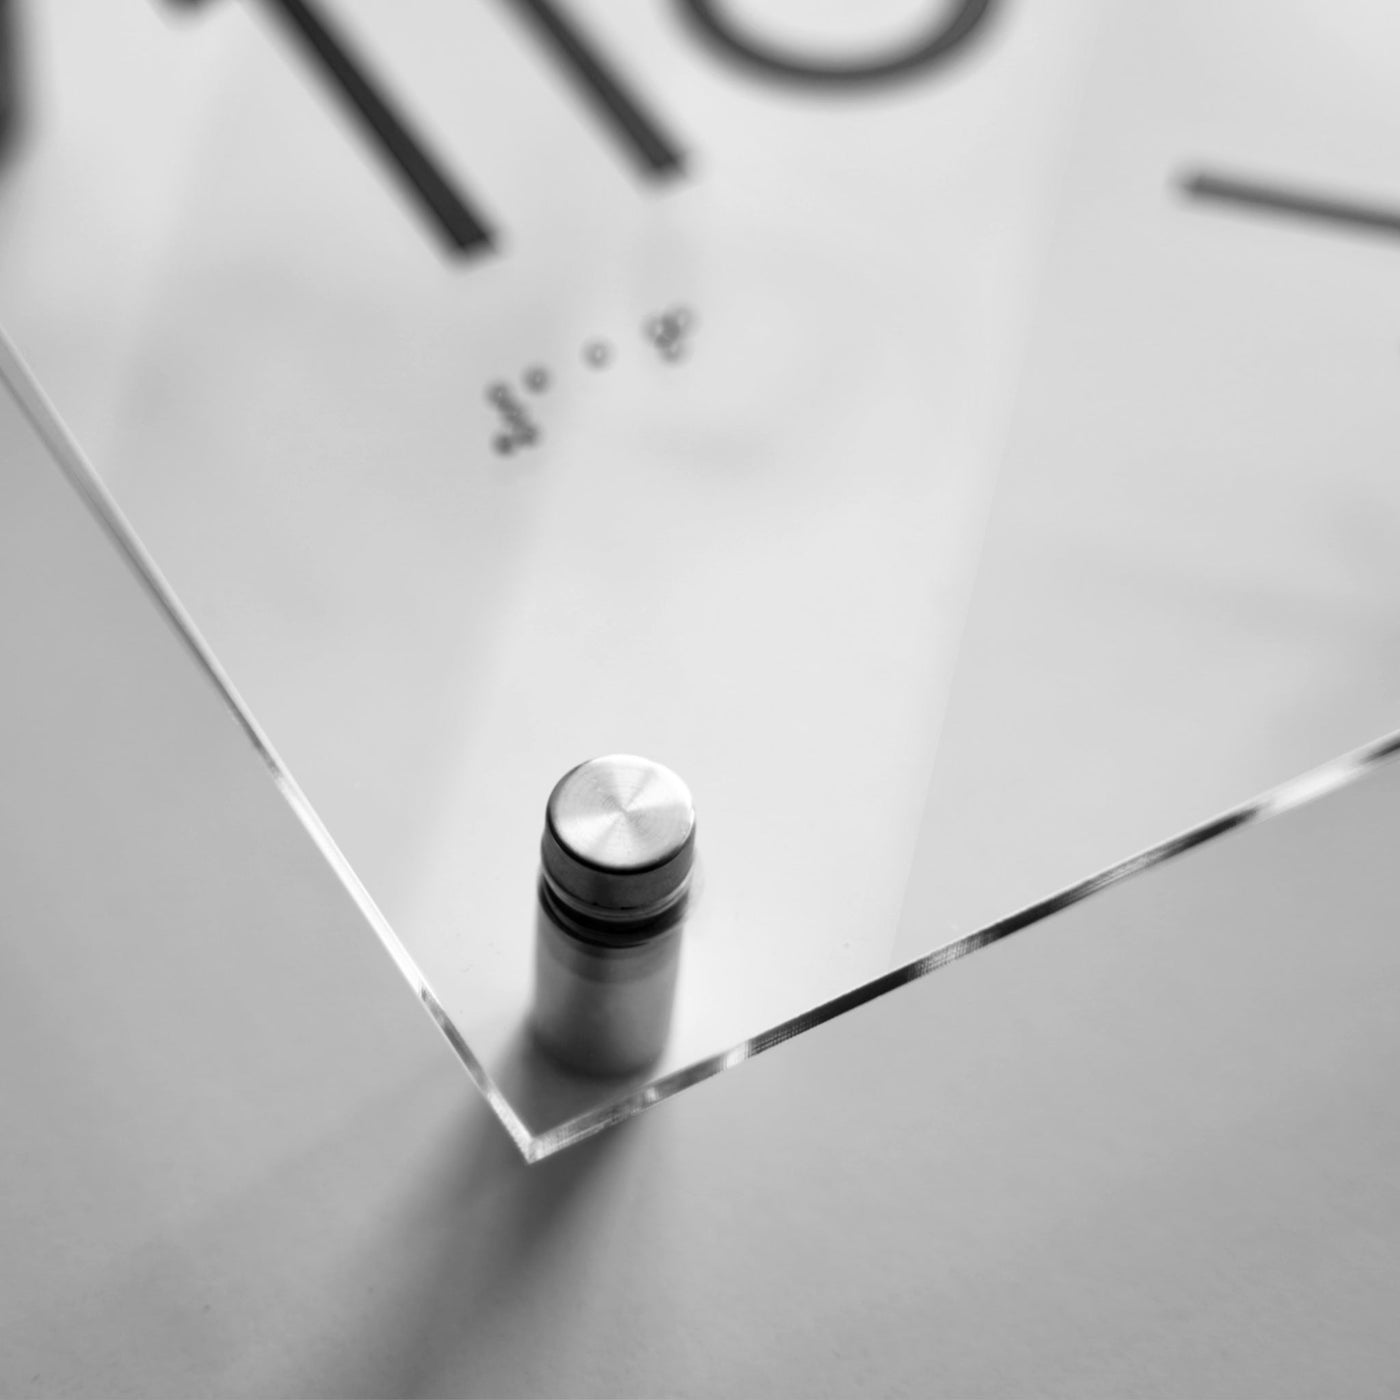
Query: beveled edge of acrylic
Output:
[[10, 325, 1399, 1166], [526, 724, 1400, 1159], [0, 329, 541, 1155]]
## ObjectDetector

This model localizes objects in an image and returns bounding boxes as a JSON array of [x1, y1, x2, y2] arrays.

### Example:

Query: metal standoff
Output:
[[533, 754, 695, 1076]]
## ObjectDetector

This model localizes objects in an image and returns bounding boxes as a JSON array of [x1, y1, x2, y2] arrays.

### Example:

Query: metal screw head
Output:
[[542, 755, 696, 921]]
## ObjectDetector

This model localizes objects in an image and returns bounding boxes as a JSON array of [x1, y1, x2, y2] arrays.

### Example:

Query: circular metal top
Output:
[[542, 755, 696, 919]]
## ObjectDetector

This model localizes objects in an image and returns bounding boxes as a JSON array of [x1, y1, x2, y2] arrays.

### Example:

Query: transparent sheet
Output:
[[4, 0, 1399, 1158], [894, 0, 1400, 959], [0, 0, 1101, 1143]]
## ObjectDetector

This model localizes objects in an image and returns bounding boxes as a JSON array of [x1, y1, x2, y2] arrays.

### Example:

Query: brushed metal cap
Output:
[[542, 755, 696, 921]]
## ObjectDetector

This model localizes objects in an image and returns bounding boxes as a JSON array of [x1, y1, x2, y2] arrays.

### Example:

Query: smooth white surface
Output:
[[6, 2, 1400, 1392], [4, 346, 1400, 1397]]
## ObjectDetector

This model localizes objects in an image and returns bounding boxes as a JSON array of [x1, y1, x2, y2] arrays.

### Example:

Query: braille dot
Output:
[[523, 366, 550, 393], [493, 435, 515, 455], [583, 339, 613, 368]]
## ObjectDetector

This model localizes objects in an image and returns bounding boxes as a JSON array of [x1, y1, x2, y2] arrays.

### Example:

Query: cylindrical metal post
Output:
[[533, 754, 695, 1076]]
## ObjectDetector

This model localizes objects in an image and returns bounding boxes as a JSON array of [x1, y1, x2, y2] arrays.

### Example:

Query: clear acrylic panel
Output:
[[893, 0, 1400, 960], [3, 0, 1398, 1157]]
